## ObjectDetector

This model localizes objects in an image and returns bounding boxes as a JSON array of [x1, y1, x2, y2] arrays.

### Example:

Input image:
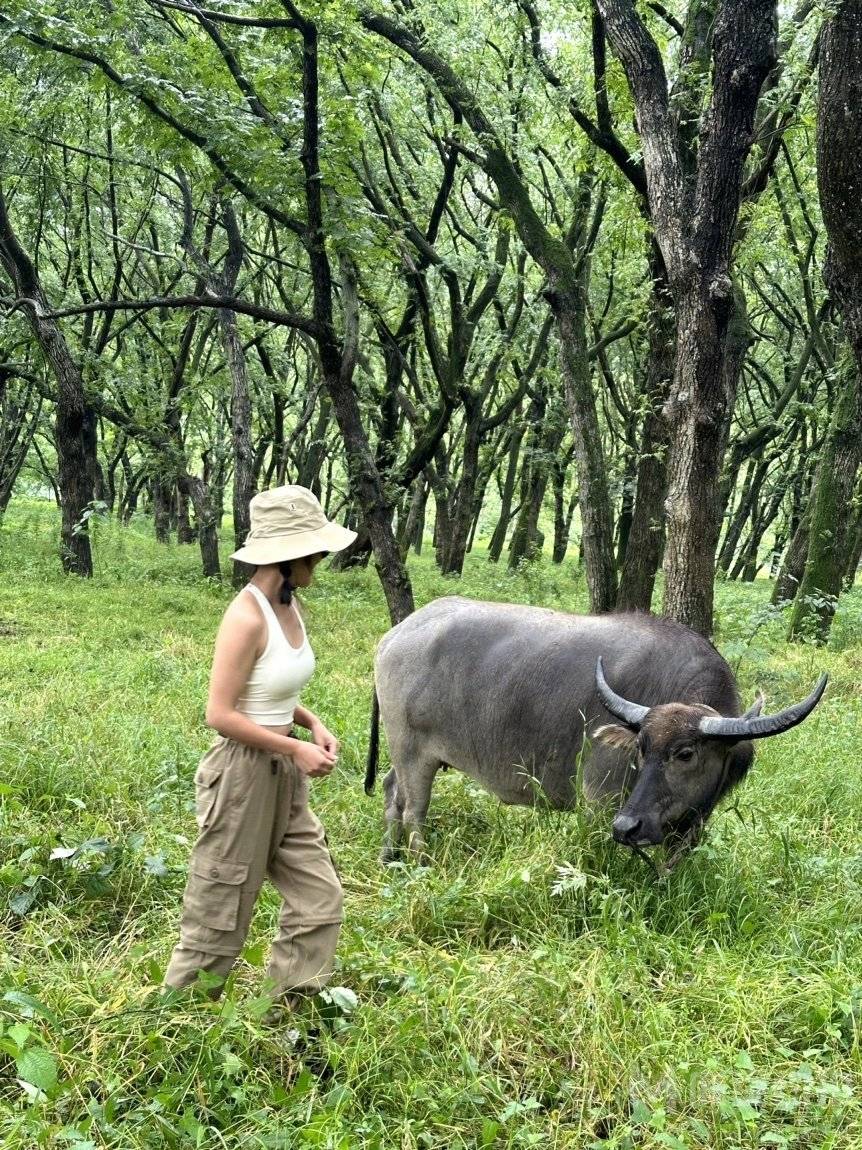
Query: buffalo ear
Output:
[[725, 740, 754, 787], [593, 724, 638, 752]]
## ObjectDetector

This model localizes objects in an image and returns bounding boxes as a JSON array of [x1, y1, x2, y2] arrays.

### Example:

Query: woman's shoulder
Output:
[[218, 587, 268, 640]]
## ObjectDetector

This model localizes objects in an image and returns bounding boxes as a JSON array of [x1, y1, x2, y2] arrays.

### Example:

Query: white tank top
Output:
[[235, 584, 316, 726]]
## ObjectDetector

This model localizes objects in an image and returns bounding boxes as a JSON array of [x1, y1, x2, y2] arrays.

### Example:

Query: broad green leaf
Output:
[[16, 1046, 58, 1093]]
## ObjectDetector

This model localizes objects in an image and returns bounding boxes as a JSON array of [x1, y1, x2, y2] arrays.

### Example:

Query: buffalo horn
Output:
[[698, 674, 828, 740], [740, 692, 764, 720], [595, 656, 650, 728]]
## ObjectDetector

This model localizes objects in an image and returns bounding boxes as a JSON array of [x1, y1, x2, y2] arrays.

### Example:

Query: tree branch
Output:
[[647, 2, 684, 37], [518, 0, 647, 196], [6, 293, 319, 334], [148, 0, 299, 28]]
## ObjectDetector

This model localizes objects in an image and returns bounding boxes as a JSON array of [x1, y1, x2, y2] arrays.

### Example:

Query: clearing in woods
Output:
[[1, 502, 861, 1149]]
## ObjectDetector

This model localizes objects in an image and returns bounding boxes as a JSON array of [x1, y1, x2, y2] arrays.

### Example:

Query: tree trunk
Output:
[[0, 183, 96, 575], [221, 306, 255, 584], [329, 529, 372, 570], [719, 455, 770, 575], [508, 476, 547, 568], [730, 479, 783, 582], [507, 400, 545, 569], [772, 513, 809, 605], [119, 453, 139, 524], [399, 477, 428, 558], [661, 285, 736, 634], [788, 364, 862, 641], [552, 455, 577, 564], [177, 485, 196, 544], [844, 508, 862, 590], [508, 406, 565, 569], [615, 449, 637, 569], [0, 373, 40, 515], [296, 392, 332, 491], [788, 0, 862, 642], [152, 480, 172, 544], [427, 455, 455, 572], [216, 200, 256, 587], [596, 0, 777, 634], [178, 473, 220, 579], [616, 252, 674, 611], [440, 404, 481, 576], [554, 287, 618, 610], [488, 424, 525, 563]]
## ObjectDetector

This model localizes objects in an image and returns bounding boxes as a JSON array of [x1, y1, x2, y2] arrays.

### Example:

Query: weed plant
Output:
[[1, 501, 861, 1148]]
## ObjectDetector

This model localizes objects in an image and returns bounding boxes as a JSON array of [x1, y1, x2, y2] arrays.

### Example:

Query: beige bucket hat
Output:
[[229, 485, 357, 565]]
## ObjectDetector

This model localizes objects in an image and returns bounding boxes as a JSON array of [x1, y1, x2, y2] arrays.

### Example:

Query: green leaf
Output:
[[481, 1118, 501, 1146], [16, 1046, 58, 1092], [144, 853, 169, 877], [2, 991, 58, 1024], [10, 880, 42, 916], [8, 1023, 31, 1049], [242, 940, 267, 968], [322, 986, 358, 1013]]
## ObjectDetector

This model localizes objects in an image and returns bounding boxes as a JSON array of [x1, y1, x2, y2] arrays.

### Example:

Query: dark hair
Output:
[[277, 552, 328, 605], [278, 560, 295, 605]]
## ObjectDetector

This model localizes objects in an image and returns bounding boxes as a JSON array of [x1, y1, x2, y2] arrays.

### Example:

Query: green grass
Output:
[[1, 500, 862, 1149]]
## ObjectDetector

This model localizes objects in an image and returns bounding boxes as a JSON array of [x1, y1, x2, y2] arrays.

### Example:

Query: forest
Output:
[[2, 1, 862, 1148]]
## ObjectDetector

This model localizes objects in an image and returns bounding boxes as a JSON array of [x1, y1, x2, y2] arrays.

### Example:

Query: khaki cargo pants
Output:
[[164, 736, 343, 998]]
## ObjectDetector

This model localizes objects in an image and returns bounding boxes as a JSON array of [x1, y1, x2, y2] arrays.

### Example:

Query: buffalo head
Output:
[[594, 657, 827, 849]]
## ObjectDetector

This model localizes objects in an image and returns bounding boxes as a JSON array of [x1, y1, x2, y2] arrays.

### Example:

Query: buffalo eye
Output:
[[675, 746, 696, 763]]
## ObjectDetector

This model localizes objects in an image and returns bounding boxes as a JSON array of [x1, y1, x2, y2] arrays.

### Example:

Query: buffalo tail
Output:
[[365, 686, 380, 794]]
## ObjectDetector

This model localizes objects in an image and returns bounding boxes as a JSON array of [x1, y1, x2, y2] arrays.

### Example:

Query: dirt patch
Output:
[[0, 619, 21, 637]]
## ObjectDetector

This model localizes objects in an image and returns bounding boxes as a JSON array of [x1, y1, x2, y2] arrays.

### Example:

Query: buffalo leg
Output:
[[399, 760, 439, 866], [381, 767, 405, 864], [383, 753, 438, 866]]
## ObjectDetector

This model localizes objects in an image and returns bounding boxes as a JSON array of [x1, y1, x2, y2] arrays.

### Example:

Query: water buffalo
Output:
[[365, 596, 826, 863]]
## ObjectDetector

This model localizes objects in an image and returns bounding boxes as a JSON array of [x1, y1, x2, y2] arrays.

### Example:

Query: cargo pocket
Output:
[[194, 764, 223, 831], [185, 852, 249, 933]]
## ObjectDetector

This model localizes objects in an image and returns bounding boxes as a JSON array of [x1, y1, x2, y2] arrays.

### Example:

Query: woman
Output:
[[164, 485, 356, 1008]]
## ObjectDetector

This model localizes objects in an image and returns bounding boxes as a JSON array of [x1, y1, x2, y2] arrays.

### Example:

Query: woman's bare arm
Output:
[[294, 704, 340, 755], [204, 597, 335, 772]]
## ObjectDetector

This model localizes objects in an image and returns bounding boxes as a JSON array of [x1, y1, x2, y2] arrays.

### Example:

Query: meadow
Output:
[[2, 500, 862, 1149]]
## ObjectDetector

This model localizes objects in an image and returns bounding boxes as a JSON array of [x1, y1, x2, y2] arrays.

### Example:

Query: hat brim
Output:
[[229, 522, 358, 565]]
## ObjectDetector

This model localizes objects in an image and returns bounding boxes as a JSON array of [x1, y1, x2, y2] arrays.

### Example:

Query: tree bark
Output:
[[399, 477, 428, 558], [508, 397, 567, 569], [219, 197, 254, 570], [772, 512, 809, 605], [0, 371, 41, 515], [552, 452, 577, 564], [177, 486, 196, 544], [596, 0, 777, 634], [616, 249, 674, 610], [0, 183, 96, 575], [488, 424, 525, 563], [788, 363, 862, 640], [152, 480, 172, 544], [440, 401, 482, 575], [718, 455, 768, 574], [844, 507, 862, 590], [788, 0, 862, 643], [553, 285, 618, 608], [178, 473, 221, 579]]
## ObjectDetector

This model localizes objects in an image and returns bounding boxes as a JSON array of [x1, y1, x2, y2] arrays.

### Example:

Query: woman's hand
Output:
[[310, 719, 340, 757], [290, 738, 337, 779]]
